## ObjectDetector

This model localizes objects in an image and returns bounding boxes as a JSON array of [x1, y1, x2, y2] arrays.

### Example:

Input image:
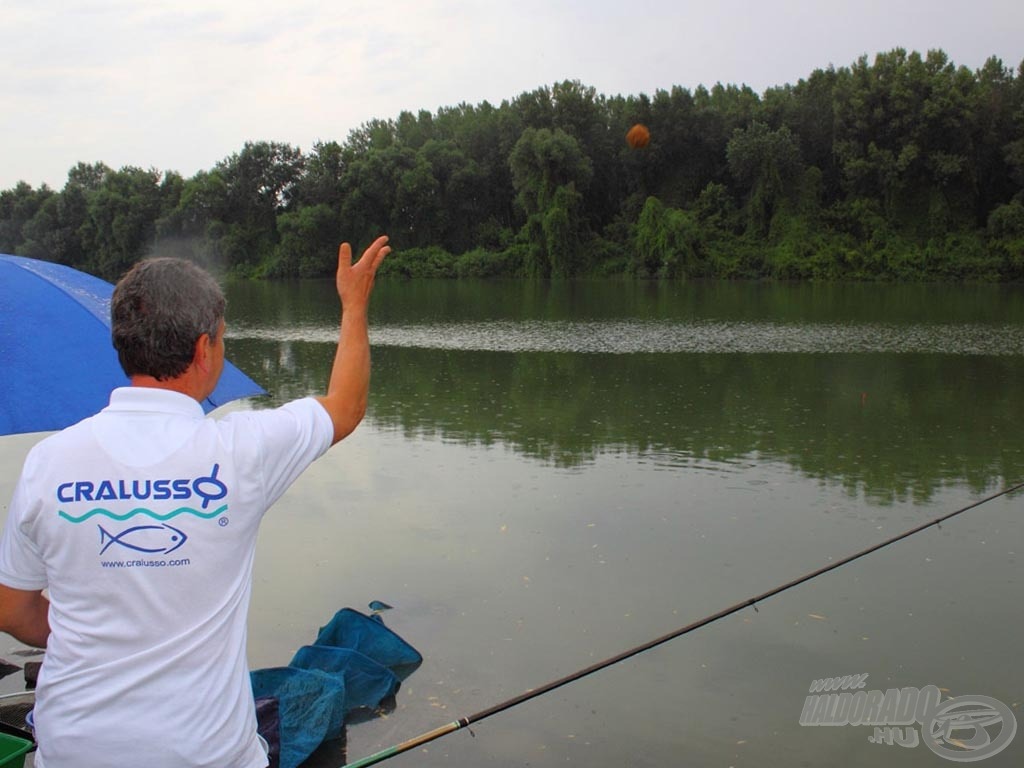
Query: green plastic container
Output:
[[0, 732, 31, 767]]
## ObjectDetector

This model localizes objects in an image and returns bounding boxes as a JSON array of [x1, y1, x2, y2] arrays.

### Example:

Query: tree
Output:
[[20, 189, 88, 266], [438, 100, 521, 235], [633, 196, 704, 278], [832, 49, 984, 237], [727, 122, 804, 234], [764, 67, 841, 198], [345, 118, 396, 153], [66, 162, 111, 192], [541, 184, 587, 277], [339, 144, 418, 249], [272, 204, 340, 277], [420, 139, 487, 253], [212, 141, 304, 269], [0, 182, 53, 254], [153, 170, 229, 267], [509, 128, 594, 276], [394, 154, 444, 247], [509, 127, 593, 216], [395, 109, 435, 149], [79, 167, 177, 278], [294, 141, 346, 210]]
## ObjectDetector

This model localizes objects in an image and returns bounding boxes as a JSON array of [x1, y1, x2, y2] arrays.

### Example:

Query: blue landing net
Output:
[[252, 608, 422, 768]]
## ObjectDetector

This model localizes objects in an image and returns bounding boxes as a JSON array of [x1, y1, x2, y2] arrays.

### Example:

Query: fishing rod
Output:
[[341, 480, 1024, 768]]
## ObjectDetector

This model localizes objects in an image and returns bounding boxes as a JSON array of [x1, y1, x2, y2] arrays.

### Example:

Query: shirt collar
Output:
[[103, 387, 206, 419]]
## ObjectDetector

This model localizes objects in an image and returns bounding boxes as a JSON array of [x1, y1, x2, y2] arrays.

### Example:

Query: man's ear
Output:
[[193, 333, 211, 374]]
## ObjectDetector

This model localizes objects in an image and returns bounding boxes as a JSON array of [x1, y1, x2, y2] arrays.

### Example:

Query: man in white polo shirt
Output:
[[0, 235, 390, 768]]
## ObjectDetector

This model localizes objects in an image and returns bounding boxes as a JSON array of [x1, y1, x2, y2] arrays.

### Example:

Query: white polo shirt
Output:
[[0, 387, 334, 768]]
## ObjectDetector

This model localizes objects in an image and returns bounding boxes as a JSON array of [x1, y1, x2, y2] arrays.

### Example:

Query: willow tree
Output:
[[509, 127, 593, 276]]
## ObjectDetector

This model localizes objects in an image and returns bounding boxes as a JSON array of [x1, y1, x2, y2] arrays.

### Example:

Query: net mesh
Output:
[[252, 608, 421, 768]]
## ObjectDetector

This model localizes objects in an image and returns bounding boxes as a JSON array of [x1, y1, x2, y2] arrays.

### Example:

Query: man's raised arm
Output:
[[316, 235, 391, 445]]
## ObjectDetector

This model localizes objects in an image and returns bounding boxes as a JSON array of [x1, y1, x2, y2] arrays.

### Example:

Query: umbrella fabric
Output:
[[0, 254, 266, 436]]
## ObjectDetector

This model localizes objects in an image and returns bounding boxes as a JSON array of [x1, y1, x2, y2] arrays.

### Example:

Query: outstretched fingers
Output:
[[357, 235, 391, 273], [336, 235, 391, 309]]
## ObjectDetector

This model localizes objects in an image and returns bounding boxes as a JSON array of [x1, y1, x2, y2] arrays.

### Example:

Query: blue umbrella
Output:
[[0, 253, 266, 436]]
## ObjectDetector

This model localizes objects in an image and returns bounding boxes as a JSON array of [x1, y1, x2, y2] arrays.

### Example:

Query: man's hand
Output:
[[337, 236, 391, 315]]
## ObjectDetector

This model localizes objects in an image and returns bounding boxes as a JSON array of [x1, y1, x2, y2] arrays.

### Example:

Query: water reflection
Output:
[[226, 277, 1024, 325], [225, 332, 1024, 502], [221, 279, 1024, 503]]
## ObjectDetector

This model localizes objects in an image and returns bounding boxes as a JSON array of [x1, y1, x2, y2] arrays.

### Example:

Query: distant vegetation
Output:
[[2, 48, 1023, 281]]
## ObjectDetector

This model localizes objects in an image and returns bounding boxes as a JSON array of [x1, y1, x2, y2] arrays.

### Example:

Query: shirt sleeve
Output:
[[0, 465, 49, 591], [227, 397, 334, 510]]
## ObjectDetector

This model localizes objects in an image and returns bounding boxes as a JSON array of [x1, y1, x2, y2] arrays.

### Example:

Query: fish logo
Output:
[[98, 523, 188, 556]]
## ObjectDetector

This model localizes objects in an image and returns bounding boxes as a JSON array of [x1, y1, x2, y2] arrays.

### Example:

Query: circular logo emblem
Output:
[[921, 695, 1017, 762]]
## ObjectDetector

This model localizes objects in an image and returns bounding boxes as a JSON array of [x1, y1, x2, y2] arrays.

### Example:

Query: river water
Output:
[[2, 279, 1022, 766]]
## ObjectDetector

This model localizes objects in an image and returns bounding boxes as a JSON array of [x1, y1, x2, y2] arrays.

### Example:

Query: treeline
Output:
[[2, 48, 1024, 281]]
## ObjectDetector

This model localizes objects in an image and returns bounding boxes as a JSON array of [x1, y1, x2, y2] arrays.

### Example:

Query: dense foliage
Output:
[[3, 48, 1023, 281]]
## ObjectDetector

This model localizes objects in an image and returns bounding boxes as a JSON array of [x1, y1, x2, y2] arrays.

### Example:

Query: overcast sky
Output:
[[3, 0, 1022, 190]]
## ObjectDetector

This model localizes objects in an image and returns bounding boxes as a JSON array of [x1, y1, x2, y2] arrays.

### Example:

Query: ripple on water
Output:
[[228, 319, 1024, 355]]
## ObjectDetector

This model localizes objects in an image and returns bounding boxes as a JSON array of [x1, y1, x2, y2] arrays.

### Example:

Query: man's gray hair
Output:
[[111, 258, 226, 380]]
